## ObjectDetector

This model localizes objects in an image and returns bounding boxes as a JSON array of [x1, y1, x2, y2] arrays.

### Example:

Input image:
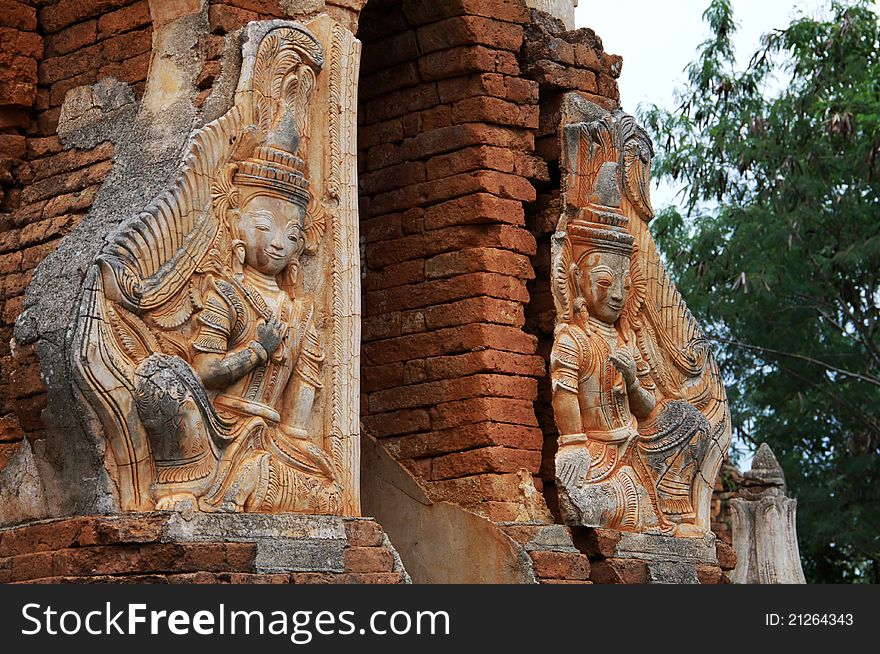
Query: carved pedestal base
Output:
[[0, 514, 408, 584], [580, 528, 732, 584]]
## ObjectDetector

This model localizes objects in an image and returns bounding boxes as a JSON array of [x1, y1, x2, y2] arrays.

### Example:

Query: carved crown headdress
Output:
[[98, 23, 325, 313], [567, 161, 634, 258]]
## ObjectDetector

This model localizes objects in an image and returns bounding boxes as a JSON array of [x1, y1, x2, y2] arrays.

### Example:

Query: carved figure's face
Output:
[[237, 193, 305, 276], [577, 250, 631, 324]]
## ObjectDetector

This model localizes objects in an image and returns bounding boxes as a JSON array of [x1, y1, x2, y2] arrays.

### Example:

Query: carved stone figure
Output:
[[551, 96, 730, 536], [731, 444, 806, 583], [72, 20, 362, 515]]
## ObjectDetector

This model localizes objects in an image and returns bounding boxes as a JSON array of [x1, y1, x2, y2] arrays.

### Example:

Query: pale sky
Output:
[[574, 0, 832, 208]]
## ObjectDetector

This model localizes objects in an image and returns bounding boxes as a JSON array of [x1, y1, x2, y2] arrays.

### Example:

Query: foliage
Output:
[[641, 0, 880, 582]]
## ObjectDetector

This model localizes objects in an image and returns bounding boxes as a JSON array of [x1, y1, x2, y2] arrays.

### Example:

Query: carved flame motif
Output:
[[72, 23, 351, 515], [550, 97, 730, 537]]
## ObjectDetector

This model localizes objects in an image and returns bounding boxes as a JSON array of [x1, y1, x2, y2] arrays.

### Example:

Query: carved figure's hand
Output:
[[610, 348, 637, 386], [556, 445, 591, 490], [257, 319, 286, 355]]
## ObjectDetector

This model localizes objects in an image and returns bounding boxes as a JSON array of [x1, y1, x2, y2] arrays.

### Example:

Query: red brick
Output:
[[362, 259, 425, 291], [29, 142, 114, 182], [597, 72, 619, 100], [530, 551, 591, 580], [362, 408, 431, 438], [0, 27, 43, 59], [361, 82, 440, 126], [344, 546, 394, 573], [422, 193, 525, 230], [360, 29, 419, 75], [359, 61, 421, 101], [370, 170, 535, 216], [416, 16, 523, 54], [0, 134, 25, 160], [436, 73, 539, 105], [363, 322, 537, 365], [363, 272, 529, 316], [590, 558, 648, 584], [382, 422, 543, 460], [696, 564, 723, 584], [420, 45, 519, 82], [39, 42, 103, 84], [527, 60, 598, 93], [98, 51, 151, 85], [427, 472, 524, 506], [430, 397, 538, 430], [716, 540, 736, 571], [335, 572, 404, 584], [37, 184, 101, 222], [344, 520, 385, 547], [452, 96, 539, 129], [0, 413, 23, 443], [426, 145, 515, 179], [39, 0, 134, 34], [0, 80, 35, 107], [97, 0, 150, 39], [45, 20, 97, 58], [292, 572, 336, 584], [573, 43, 603, 71], [359, 160, 426, 195], [365, 224, 535, 268], [0, 1, 37, 31], [19, 159, 112, 205], [101, 27, 151, 63], [423, 349, 544, 381], [432, 446, 541, 479], [367, 123, 533, 171], [368, 373, 537, 413], [421, 296, 526, 330], [208, 4, 260, 34], [402, 0, 530, 26]]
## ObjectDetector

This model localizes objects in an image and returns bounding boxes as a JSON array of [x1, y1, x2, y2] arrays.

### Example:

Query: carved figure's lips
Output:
[[264, 250, 286, 260], [606, 303, 623, 312]]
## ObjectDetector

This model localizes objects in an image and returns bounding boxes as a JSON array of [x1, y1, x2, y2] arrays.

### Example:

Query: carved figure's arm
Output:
[[550, 329, 586, 440], [551, 328, 592, 488], [193, 344, 265, 390]]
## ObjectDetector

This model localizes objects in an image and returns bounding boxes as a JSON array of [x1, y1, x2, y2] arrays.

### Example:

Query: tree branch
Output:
[[712, 337, 880, 387]]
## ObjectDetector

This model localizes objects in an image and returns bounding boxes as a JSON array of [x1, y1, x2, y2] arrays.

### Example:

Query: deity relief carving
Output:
[[551, 98, 730, 536], [72, 19, 363, 515]]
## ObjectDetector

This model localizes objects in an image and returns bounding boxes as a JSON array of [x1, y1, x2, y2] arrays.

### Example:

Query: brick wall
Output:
[[357, 0, 551, 522], [0, 514, 405, 583], [0, 1, 43, 465]]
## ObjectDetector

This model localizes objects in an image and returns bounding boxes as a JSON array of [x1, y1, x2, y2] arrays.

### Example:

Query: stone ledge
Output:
[[0, 514, 408, 584]]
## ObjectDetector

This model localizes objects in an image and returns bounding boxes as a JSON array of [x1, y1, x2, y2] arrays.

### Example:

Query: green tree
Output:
[[641, 0, 880, 582]]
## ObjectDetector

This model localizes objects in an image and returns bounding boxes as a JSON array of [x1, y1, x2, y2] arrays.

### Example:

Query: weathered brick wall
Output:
[[0, 0, 151, 479], [357, 0, 551, 522], [0, 1, 43, 463], [0, 515, 405, 583]]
